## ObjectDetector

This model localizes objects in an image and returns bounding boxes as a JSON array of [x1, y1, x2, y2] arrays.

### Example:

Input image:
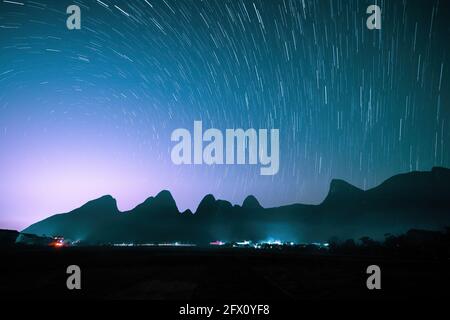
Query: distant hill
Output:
[[0, 229, 19, 246], [22, 167, 450, 244]]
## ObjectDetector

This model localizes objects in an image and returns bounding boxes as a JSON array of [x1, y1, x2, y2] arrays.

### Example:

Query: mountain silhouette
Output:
[[242, 195, 262, 209], [322, 179, 364, 207], [22, 167, 450, 244]]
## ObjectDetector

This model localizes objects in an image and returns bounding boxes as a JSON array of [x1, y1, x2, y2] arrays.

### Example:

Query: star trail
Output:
[[0, 0, 449, 230]]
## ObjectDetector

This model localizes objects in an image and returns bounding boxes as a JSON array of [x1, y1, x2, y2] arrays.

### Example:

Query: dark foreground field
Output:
[[0, 246, 448, 300]]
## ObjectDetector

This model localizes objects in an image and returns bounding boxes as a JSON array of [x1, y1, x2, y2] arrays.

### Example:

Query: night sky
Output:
[[0, 0, 449, 230]]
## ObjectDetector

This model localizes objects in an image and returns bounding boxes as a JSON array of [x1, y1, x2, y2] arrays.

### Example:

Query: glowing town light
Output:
[[210, 240, 225, 246], [50, 236, 66, 248], [157, 242, 196, 247], [113, 243, 134, 246]]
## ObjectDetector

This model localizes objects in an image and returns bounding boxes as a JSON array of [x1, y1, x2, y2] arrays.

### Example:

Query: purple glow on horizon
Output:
[[0, 117, 326, 230]]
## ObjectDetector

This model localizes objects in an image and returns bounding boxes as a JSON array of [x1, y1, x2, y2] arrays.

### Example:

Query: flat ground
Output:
[[0, 247, 447, 300]]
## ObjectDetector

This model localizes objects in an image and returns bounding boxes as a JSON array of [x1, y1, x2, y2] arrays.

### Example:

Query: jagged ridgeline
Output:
[[22, 167, 450, 244]]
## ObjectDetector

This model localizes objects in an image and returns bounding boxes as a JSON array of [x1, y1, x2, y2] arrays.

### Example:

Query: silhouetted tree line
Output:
[[328, 228, 450, 259]]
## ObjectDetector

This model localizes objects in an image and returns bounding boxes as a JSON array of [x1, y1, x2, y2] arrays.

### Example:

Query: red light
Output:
[[50, 241, 64, 248]]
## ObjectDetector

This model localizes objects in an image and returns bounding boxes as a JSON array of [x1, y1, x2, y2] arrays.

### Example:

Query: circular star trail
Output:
[[0, 0, 449, 230]]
